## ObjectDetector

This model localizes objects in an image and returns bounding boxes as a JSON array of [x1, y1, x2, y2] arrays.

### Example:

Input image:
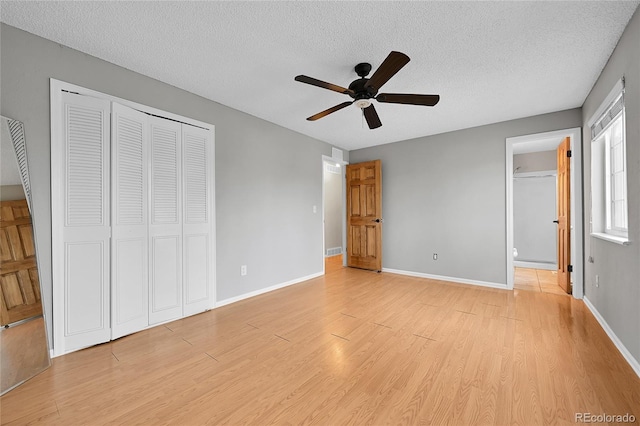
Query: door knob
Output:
[[553, 220, 559, 224], [372, 218, 383, 223]]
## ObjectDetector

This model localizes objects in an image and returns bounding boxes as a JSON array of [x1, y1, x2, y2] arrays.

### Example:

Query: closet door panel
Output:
[[182, 125, 214, 315], [113, 238, 146, 329], [184, 234, 209, 308], [64, 241, 107, 342], [150, 235, 181, 314], [148, 117, 182, 324], [111, 103, 149, 339], [53, 92, 111, 353]]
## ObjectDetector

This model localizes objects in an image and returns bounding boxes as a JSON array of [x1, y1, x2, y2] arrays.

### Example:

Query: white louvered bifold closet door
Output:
[[148, 116, 183, 324], [53, 83, 216, 354], [182, 125, 214, 316], [111, 103, 149, 339], [53, 92, 111, 352]]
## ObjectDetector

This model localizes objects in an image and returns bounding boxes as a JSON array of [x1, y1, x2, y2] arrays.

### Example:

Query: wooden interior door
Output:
[[346, 160, 382, 271], [0, 199, 41, 326], [556, 137, 571, 294]]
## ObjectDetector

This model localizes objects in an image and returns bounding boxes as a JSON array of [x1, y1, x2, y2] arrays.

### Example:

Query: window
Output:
[[589, 79, 629, 244]]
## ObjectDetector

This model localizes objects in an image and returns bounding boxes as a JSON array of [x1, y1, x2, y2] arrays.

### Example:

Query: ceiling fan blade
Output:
[[364, 51, 410, 92], [376, 93, 440, 106], [295, 75, 354, 95], [306, 101, 354, 121], [363, 104, 382, 129]]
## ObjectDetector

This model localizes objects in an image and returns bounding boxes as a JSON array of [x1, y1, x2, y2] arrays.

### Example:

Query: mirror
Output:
[[0, 116, 50, 395]]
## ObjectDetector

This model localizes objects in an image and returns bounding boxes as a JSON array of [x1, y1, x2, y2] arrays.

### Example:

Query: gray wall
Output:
[[350, 108, 581, 285], [1, 24, 342, 347], [323, 162, 342, 253], [513, 150, 556, 173], [582, 8, 640, 365], [0, 185, 25, 201]]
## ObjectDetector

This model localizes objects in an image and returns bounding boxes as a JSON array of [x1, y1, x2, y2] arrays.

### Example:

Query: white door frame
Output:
[[505, 127, 584, 299], [321, 154, 348, 273]]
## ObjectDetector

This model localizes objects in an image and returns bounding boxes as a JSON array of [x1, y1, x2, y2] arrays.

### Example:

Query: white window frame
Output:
[[588, 79, 630, 245], [604, 109, 627, 236]]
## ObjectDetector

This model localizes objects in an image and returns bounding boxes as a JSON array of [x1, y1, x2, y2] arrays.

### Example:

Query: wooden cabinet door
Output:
[[0, 200, 41, 325], [346, 160, 382, 271]]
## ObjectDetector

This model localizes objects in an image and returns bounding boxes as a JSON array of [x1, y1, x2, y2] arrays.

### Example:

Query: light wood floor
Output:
[[514, 267, 567, 295], [2, 258, 639, 425]]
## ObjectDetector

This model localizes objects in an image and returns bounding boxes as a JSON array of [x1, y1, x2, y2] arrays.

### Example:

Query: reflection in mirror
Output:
[[0, 116, 50, 395]]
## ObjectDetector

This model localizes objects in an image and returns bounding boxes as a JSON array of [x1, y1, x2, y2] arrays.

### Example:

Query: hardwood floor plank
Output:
[[2, 264, 639, 425]]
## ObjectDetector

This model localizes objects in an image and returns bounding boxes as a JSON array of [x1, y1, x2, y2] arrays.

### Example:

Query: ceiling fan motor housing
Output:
[[349, 63, 378, 107], [349, 80, 378, 109]]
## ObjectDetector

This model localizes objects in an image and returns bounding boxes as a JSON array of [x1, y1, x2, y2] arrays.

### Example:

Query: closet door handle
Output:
[[553, 220, 559, 224]]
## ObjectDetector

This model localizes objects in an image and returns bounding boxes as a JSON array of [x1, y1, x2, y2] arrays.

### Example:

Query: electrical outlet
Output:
[[595, 275, 599, 287], [312, 205, 317, 213], [433, 253, 438, 260], [241, 265, 247, 276]]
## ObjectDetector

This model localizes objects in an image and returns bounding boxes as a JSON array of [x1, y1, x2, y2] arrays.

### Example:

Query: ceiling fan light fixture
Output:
[[354, 99, 372, 109]]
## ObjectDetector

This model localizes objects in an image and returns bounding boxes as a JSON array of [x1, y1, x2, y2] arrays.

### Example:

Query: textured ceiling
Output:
[[1, 1, 638, 151]]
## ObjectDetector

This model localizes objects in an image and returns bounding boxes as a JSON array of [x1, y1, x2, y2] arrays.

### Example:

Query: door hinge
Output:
[[568, 264, 573, 273], [567, 150, 572, 158]]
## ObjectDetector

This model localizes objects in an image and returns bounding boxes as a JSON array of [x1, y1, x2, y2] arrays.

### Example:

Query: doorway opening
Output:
[[512, 168, 565, 295], [506, 128, 583, 299], [322, 154, 348, 274]]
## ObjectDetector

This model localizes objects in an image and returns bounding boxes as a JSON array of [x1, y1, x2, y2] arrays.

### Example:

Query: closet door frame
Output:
[[50, 79, 216, 357]]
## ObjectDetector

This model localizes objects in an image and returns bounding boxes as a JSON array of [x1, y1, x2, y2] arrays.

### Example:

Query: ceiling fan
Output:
[[294, 51, 440, 129]]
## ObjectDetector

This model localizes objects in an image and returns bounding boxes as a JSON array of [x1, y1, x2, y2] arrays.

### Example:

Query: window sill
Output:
[[591, 232, 631, 246]]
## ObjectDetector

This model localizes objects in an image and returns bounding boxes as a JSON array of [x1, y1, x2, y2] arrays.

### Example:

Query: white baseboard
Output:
[[216, 271, 324, 307], [583, 296, 640, 378], [514, 260, 557, 271], [382, 268, 507, 290]]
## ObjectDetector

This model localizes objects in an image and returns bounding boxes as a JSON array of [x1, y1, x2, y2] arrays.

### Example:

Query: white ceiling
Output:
[[1, 1, 638, 151]]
